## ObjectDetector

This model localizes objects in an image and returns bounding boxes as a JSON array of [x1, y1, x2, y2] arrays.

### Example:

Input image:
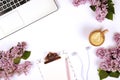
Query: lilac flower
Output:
[[0, 42, 32, 80], [15, 61, 32, 75], [88, 0, 101, 6], [96, 47, 107, 59], [72, 0, 109, 22], [114, 33, 120, 46], [96, 32, 120, 72], [95, 5, 108, 22], [110, 60, 119, 72], [99, 59, 120, 72], [72, 0, 87, 6], [108, 47, 118, 59], [99, 60, 111, 71]]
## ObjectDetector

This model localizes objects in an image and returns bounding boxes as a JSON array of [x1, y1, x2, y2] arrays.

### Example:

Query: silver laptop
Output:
[[0, 0, 58, 39]]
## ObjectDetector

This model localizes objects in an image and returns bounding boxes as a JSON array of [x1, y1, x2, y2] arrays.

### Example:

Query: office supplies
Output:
[[0, 0, 58, 39]]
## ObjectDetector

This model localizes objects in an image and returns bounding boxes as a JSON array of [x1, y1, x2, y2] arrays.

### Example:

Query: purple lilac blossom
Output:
[[72, 0, 87, 6], [88, 0, 100, 5], [95, 5, 108, 22], [96, 47, 107, 59], [96, 32, 120, 72], [99, 61, 111, 71], [72, 0, 108, 22], [110, 60, 119, 72], [0, 42, 32, 80], [114, 32, 120, 46]]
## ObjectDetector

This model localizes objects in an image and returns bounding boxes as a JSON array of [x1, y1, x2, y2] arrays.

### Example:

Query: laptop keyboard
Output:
[[0, 0, 30, 16]]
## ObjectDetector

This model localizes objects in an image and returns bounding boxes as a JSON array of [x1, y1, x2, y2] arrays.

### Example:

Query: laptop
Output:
[[0, 0, 58, 39]]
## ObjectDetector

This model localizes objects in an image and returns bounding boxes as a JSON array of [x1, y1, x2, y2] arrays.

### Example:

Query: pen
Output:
[[65, 58, 71, 80]]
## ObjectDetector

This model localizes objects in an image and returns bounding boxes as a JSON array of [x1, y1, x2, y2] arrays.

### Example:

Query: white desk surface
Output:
[[0, 0, 120, 80]]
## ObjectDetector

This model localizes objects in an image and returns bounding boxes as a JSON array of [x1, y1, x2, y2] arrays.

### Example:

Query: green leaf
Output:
[[105, 0, 115, 20], [107, 0, 115, 14], [109, 71, 120, 78], [14, 57, 21, 64], [107, 4, 115, 14], [99, 70, 109, 80], [90, 6, 96, 11], [106, 12, 113, 20], [21, 51, 31, 60], [108, 0, 113, 5]]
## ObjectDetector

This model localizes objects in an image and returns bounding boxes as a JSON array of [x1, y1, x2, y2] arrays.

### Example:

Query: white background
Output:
[[0, 0, 120, 80]]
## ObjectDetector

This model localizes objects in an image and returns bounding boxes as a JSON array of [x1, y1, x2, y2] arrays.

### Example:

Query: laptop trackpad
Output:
[[0, 11, 24, 35]]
